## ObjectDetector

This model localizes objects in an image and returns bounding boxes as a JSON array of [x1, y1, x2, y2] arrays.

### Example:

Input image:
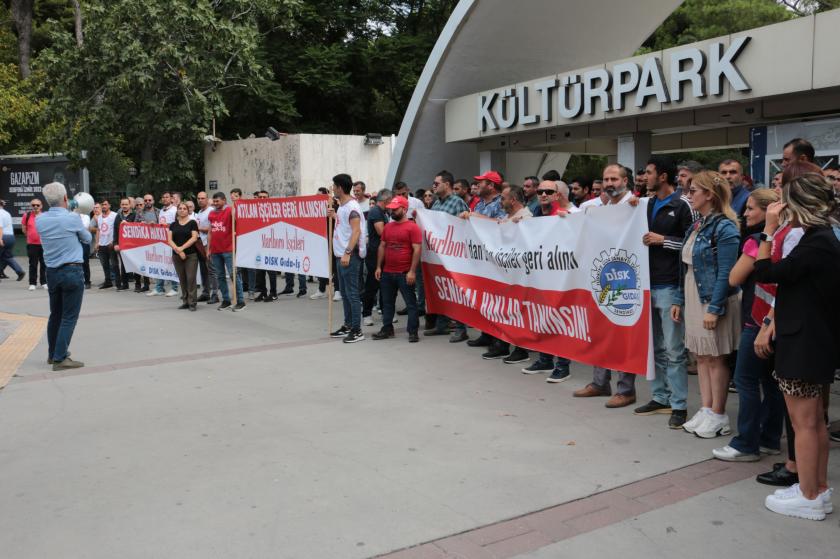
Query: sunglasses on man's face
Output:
[[536, 189, 556, 195], [31, 204, 41, 208]]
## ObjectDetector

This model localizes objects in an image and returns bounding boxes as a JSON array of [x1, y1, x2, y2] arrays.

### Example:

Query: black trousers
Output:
[[98, 245, 119, 286], [362, 249, 380, 317], [27, 244, 46, 285], [256, 269, 277, 296], [82, 243, 91, 284]]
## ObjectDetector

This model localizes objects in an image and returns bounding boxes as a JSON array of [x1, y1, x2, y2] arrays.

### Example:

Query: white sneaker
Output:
[[759, 446, 781, 455], [42, 284, 48, 289], [712, 445, 760, 462], [363, 316, 374, 326], [165, 290, 178, 297], [309, 291, 327, 300], [147, 290, 163, 297], [765, 484, 827, 520], [682, 409, 706, 434], [28, 284, 36, 291], [332, 291, 342, 301], [392, 316, 398, 324], [694, 413, 731, 439], [778, 485, 835, 514]]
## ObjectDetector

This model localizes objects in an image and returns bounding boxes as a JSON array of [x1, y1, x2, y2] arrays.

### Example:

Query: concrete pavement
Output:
[[0, 260, 838, 559]]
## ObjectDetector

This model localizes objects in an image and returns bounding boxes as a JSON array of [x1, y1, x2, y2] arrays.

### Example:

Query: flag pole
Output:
[[231, 199, 238, 306], [327, 212, 334, 334]]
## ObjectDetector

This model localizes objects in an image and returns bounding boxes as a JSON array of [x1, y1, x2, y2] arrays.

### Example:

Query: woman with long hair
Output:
[[672, 171, 741, 439], [422, 190, 435, 209], [756, 172, 840, 520], [712, 188, 785, 461], [168, 202, 200, 311]]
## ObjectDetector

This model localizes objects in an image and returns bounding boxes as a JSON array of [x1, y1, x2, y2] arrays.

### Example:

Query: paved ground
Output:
[[0, 260, 838, 559]]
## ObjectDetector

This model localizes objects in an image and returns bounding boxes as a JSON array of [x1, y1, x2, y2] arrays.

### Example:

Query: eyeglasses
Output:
[[536, 189, 556, 195], [31, 204, 41, 208]]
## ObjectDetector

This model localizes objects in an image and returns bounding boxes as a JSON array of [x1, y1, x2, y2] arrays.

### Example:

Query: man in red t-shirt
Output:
[[21, 198, 46, 289], [373, 196, 422, 342], [207, 192, 245, 311]]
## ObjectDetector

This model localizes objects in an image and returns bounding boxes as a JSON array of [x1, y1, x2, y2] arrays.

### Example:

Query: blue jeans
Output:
[[337, 253, 362, 331], [0, 233, 24, 274], [650, 287, 688, 410], [46, 264, 85, 362], [211, 252, 243, 303], [380, 271, 419, 334], [593, 367, 636, 396], [154, 278, 178, 293], [284, 273, 306, 291], [729, 325, 784, 454], [537, 352, 571, 371], [415, 263, 426, 315]]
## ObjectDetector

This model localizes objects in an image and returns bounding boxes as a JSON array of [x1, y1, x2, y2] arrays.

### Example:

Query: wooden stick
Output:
[[327, 213, 334, 333], [231, 200, 238, 306]]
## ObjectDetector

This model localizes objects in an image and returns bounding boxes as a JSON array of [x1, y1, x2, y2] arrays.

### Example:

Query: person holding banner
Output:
[[573, 164, 639, 408], [372, 196, 421, 343], [424, 171, 470, 343], [672, 171, 741, 439], [208, 192, 245, 312], [328, 173, 367, 343], [168, 202, 200, 311]]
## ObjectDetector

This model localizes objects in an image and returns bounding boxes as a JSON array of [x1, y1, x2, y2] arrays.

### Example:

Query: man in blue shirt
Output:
[[36, 182, 91, 371], [718, 159, 750, 226]]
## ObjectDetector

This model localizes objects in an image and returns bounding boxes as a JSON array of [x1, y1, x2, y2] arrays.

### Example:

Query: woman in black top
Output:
[[168, 203, 199, 311], [755, 172, 840, 521]]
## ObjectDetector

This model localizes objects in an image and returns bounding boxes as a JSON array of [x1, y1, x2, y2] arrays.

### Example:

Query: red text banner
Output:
[[235, 195, 330, 278], [118, 222, 200, 284], [416, 204, 653, 375]]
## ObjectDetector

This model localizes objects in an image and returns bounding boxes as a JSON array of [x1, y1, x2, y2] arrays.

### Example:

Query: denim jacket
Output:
[[675, 214, 740, 315]]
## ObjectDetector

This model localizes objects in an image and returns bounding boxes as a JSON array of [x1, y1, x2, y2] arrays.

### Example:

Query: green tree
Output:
[[639, 0, 795, 52], [40, 0, 299, 195]]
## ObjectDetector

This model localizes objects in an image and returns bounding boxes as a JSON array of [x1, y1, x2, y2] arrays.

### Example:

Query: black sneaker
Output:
[[296, 290, 307, 298], [264, 294, 277, 302], [728, 379, 737, 393], [177, 303, 190, 310], [396, 307, 408, 316], [372, 328, 395, 340], [138, 285, 149, 292], [669, 410, 688, 429], [232, 302, 246, 312], [521, 361, 554, 374], [546, 367, 571, 383], [84, 282, 92, 289], [830, 430, 840, 443], [16, 271, 26, 281], [633, 400, 672, 415], [343, 330, 365, 343], [467, 333, 493, 347], [197, 293, 209, 302], [99, 282, 113, 289], [279, 287, 294, 295], [408, 332, 419, 343], [208, 294, 219, 305], [218, 300, 232, 310], [254, 293, 266, 302], [330, 325, 351, 338], [502, 348, 529, 364], [482, 347, 508, 360]]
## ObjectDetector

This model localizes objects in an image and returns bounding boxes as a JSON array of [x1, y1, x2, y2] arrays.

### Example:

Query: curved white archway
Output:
[[386, 0, 684, 188]]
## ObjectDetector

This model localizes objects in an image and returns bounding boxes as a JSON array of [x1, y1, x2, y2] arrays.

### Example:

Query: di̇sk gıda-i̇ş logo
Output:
[[590, 249, 642, 326]]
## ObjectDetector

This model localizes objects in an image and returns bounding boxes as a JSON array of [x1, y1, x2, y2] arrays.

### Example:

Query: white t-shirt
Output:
[[406, 196, 424, 220], [333, 199, 367, 258], [97, 212, 117, 246], [158, 205, 177, 225], [0, 208, 12, 235], [580, 196, 604, 209], [197, 207, 212, 245]]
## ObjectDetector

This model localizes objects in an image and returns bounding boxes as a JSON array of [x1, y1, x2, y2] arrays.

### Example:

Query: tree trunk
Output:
[[10, 0, 34, 78], [70, 0, 84, 47]]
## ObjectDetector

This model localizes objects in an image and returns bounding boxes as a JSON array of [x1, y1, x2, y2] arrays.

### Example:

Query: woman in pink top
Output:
[[21, 198, 46, 289]]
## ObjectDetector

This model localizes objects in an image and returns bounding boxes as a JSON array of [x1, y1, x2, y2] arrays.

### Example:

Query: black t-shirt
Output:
[[169, 219, 199, 254], [367, 205, 387, 249]]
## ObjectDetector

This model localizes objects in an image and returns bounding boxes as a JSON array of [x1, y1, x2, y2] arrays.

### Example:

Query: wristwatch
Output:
[[759, 232, 775, 243], [762, 316, 772, 327]]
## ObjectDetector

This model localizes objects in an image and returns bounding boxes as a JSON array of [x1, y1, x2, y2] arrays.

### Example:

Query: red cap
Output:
[[474, 170, 503, 185], [386, 196, 408, 210]]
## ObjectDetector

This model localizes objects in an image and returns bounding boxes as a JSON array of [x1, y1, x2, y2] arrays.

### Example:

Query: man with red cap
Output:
[[471, 171, 507, 219], [373, 195, 421, 342]]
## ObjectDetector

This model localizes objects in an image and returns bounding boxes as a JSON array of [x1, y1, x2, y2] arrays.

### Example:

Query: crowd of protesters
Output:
[[6, 137, 840, 521]]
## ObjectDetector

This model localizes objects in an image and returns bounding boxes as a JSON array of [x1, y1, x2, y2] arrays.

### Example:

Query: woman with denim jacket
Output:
[[671, 171, 741, 439]]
